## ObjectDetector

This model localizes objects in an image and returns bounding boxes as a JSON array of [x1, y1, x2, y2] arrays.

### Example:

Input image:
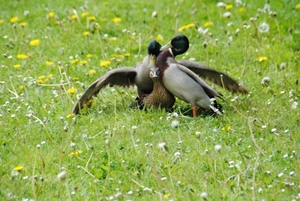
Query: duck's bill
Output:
[[160, 41, 172, 51]]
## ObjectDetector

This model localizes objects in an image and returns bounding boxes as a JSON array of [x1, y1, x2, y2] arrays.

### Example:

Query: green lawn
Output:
[[1, 0, 299, 200]]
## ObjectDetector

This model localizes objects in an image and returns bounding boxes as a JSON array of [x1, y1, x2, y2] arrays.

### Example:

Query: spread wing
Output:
[[72, 67, 137, 114], [177, 60, 248, 94], [176, 64, 221, 98]]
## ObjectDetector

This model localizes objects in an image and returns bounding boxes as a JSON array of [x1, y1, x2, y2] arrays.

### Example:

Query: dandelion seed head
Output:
[[217, 2, 226, 8], [261, 76, 271, 86], [223, 12, 231, 18], [258, 22, 270, 33], [171, 120, 179, 128], [214, 144, 222, 152], [200, 192, 208, 199]]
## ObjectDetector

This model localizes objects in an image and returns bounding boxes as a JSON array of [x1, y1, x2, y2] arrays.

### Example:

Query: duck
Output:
[[73, 35, 248, 115], [164, 35, 248, 94], [157, 35, 224, 117], [141, 62, 175, 109], [72, 40, 162, 114]]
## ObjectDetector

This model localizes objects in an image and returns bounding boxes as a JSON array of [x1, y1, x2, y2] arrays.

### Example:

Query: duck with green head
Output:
[[158, 35, 223, 117]]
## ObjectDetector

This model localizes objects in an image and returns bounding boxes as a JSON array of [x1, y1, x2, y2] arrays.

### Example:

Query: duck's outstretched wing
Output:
[[177, 60, 248, 94], [73, 67, 137, 114]]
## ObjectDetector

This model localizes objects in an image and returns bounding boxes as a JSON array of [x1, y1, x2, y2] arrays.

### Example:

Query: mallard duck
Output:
[[157, 35, 223, 117], [72, 40, 162, 114], [163, 35, 248, 94], [141, 61, 175, 109]]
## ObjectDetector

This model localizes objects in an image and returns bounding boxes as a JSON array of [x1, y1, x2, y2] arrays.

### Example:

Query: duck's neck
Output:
[[156, 49, 174, 72]]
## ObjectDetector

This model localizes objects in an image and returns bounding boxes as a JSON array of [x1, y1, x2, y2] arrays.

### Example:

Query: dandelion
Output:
[[112, 17, 121, 23], [80, 60, 88, 65], [200, 192, 208, 199], [19, 85, 25, 90], [225, 4, 233, 10], [67, 87, 77, 94], [10, 16, 19, 23], [14, 166, 24, 171], [100, 60, 111, 67], [83, 31, 90, 36], [178, 23, 195, 32], [81, 12, 89, 17], [86, 54, 92, 58], [292, 101, 298, 109], [124, 53, 130, 57], [152, 11, 158, 18], [217, 2, 226, 8], [57, 171, 67, 182], [214, 144, 222, 152], [67, 113, 74, 118], [296, 3, 300, 9], [13, 64, 21, 69], [204, 21, 213, 27], [71, 59, 79, 64], [71, 14, 77, 20], [17, 54, 27, 59], [20, 22, 28, 27], [46, 61, 54, 66], [223, 12, 232, 18], [171, 120, 180, 128], [48, 12, 55, 18], [258, 56, 268, 62], [222, 125, 231, 132], [30, 39, 40, 46], [261, 77, 271, 86], [156, 34, 163, 42], [239, 8, 245, 12], [258, 22, 270, 33], [88, 69, 96, 75], [88, 16, 96, 21], [69, 150, 82, 156], [0, 19, 4, 25]]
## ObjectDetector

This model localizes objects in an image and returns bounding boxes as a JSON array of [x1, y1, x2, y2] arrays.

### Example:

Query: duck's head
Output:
[[149, 67, 161, 80], [147, 40, 162, 57], [160, 35, 189, 56]]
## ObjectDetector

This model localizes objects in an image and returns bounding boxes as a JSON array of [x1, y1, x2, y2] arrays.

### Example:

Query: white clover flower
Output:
[[151, 11, 158, 18], [217, 2, 226, 8], [279, 62, 287, 69], [223, 12, 231, 18], [235, 0, 243, 6], [214, 144, 222, 152], [171, 120, 179, 128], [258, 22, 270, 33], [200, 192, 208, 199], [158, 142, 166, 148], [57, 171, 67, 181], [292, 101, 298, 109], [197, 27, 209, 34]]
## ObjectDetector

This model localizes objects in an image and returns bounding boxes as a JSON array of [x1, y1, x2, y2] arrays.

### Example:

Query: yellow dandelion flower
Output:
[[296, 3, 300, 9], [94, 23, 100, 29], [186, 23, 195, 29], [69, 150, 82, 156], [46, 61, 54, 66], [130, 35, 136, 40], [0, 19, 4, 25], [100, 60, 111, 67], [71, 59, 79, 64], [30, 39, 40, 46], [48, 12, 55, 18], [19, 85, 25, 90], [109, 37, 117, 41], [225, 4, 233, 10], [67, 113, 75, 118], [17, 54, 27, 59], [86, 54, 92, 58], [156, 34, 164, 43], [13, 64, 21, 69], [100, 18, 107, 22], [47, 74, 53, 78], [258, 56, 268, 62], [112, 17, 121, 23], [204, 21, 213, 27], [37, 79, 43, 84], [164, 193, 171, 199], [38, 75, 46, 80], [238, 7, 245, 12], [71, 14, 77, 20], [88, 69, 96, 75], [80, 60, 88, 65], [20, 22, 28, 27], [67, 87, 77, 94], [83, 31, 90, 36], [72, 77, 79, 81], [88, 16, 96, 21], [222, 125, 231, 132], [81, 12, 89, 17], [103, 2, 108, 6], [14, 166, 24, 171], [10, 17, 19, 23], [124, 53, 130, 57]]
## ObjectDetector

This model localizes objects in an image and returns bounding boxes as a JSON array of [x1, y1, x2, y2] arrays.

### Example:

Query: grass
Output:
[[1, 0, 299, 200]]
